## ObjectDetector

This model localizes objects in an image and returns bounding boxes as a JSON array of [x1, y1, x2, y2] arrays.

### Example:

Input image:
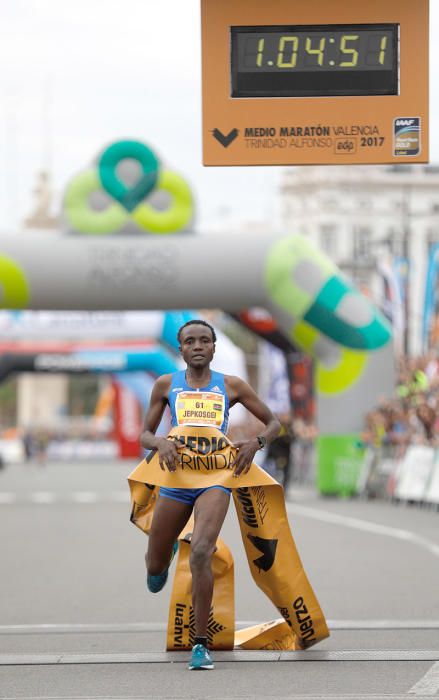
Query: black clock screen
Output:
[[231, 24, 399, 98]]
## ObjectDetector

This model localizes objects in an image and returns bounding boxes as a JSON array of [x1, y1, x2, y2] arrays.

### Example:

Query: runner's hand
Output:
[[156, 438, 179, 472], [231, 438, 258, 477]]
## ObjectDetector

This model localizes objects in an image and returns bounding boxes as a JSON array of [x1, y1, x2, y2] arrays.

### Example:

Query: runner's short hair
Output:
[[177, 319, 217, 344]]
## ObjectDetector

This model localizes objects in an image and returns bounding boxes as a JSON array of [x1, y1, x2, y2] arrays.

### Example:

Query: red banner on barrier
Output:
[[112, 381, 141, 459]]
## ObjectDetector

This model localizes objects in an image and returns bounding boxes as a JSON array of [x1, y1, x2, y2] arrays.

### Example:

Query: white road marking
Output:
[[72, 492, 99, 504], [0, 491, 129, 504], [0, 622, 167, 634], [109, 491, 129, 502], [32, 492, 56, 504], [0, 697, 436, 700], [0, 620, 438, 634], [287, 503, 439, 558], [0, 492, 16, 504], [329, 620, 439, 630], [0, 649, 438, 666], [409, 661, 439, 695]]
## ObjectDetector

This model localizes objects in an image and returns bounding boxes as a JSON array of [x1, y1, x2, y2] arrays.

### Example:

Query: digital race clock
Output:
[[201, 0, 429, 166], [231, 25, 399, 98]]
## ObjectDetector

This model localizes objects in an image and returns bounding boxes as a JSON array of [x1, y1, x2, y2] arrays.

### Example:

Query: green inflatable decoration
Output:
[[0, 256, 30, 308], [63, 139, 194, 235], [265, 235, 392, 496]]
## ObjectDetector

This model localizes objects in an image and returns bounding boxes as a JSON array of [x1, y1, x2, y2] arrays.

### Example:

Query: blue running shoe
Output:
[[146, 541, 178, 593], [188, 644, 214, 670]]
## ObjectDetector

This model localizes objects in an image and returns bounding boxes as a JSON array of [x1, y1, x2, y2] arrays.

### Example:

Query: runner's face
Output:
[[179, 325, 215, 368]]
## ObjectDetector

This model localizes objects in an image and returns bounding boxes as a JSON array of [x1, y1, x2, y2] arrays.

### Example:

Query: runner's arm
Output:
[[140, 375, 178, 472], [226, 376, 281, 476]]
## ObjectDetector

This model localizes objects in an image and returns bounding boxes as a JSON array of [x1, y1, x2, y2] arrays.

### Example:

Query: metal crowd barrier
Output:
[[358, 444, 439, 506]]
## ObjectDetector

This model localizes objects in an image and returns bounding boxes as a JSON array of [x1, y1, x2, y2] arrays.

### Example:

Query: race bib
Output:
[[176, 391, 225, 428]]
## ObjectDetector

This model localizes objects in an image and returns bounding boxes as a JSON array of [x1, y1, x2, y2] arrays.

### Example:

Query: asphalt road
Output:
[[0, 459, 438, 700]]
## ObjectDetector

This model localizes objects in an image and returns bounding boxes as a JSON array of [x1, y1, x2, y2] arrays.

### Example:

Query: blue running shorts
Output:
[[159, 486, 231, 506]]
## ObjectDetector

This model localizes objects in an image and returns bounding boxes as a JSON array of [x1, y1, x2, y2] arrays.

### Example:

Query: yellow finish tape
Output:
[[128, 426, 329, 651]]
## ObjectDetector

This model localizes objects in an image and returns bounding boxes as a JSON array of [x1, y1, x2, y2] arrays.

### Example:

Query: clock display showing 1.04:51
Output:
[[231, 24, 399, 98]]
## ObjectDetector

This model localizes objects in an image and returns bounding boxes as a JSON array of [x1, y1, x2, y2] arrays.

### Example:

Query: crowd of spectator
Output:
[[362, 353, 439, 451]]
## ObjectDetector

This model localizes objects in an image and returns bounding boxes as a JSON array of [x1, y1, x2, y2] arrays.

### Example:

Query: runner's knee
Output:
[[146, 549, 168, 575], [189, 539, 214, 570]]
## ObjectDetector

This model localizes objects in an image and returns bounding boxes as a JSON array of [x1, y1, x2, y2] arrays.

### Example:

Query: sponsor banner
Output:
[[46, 440, 118, 461], [393, 256, 409, 307], [394, 446, 435, 502], [358, 444, 439, 504], [128, 426, 329, 651], [0, 347, 178, 385], [357, 446, 401, 500], [317, 435, 365, 497], [425, 451, 439, 505], [0, 311, 164, 339], [422, 243, 439, 351], [258, 343, 291, 415], [113, 381, 141, 459], [377, 257, 405, 355], [34, 352, 127, 373], [0, 438, 25, 464]]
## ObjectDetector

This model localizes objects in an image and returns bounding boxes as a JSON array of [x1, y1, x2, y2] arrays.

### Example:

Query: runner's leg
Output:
[[190, 488, 230, 637], [146, 496, 192, 575]]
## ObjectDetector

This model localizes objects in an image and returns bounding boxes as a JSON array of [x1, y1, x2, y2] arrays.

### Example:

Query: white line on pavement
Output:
[[0, 649, 438, 666], [0, 697, 436, 700], [1, 620, 438, 634], [0, 491, 129, 504], [72, 492, 99, 504], [287, 503, 439, 558], [409, 661, 439, 695], [0, 492, 16, 504], [32, 492, 57, 504], [109, 491, 130, 502], [329, 620, 439, 630]]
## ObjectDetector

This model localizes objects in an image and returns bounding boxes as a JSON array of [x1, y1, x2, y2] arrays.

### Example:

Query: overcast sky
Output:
[[0, 0, 437, 232]]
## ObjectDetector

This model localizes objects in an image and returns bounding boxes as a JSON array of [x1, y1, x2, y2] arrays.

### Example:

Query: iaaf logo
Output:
[[394, 117, 421, 157], [395, 119, 417, 127]]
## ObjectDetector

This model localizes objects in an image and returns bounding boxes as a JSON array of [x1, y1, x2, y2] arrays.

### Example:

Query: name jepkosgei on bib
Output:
[[175, 390, 226, 429]]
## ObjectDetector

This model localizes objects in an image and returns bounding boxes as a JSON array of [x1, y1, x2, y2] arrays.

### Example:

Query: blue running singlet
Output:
[[159, 370, 231, 505], [168, 369, 229, 433]]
